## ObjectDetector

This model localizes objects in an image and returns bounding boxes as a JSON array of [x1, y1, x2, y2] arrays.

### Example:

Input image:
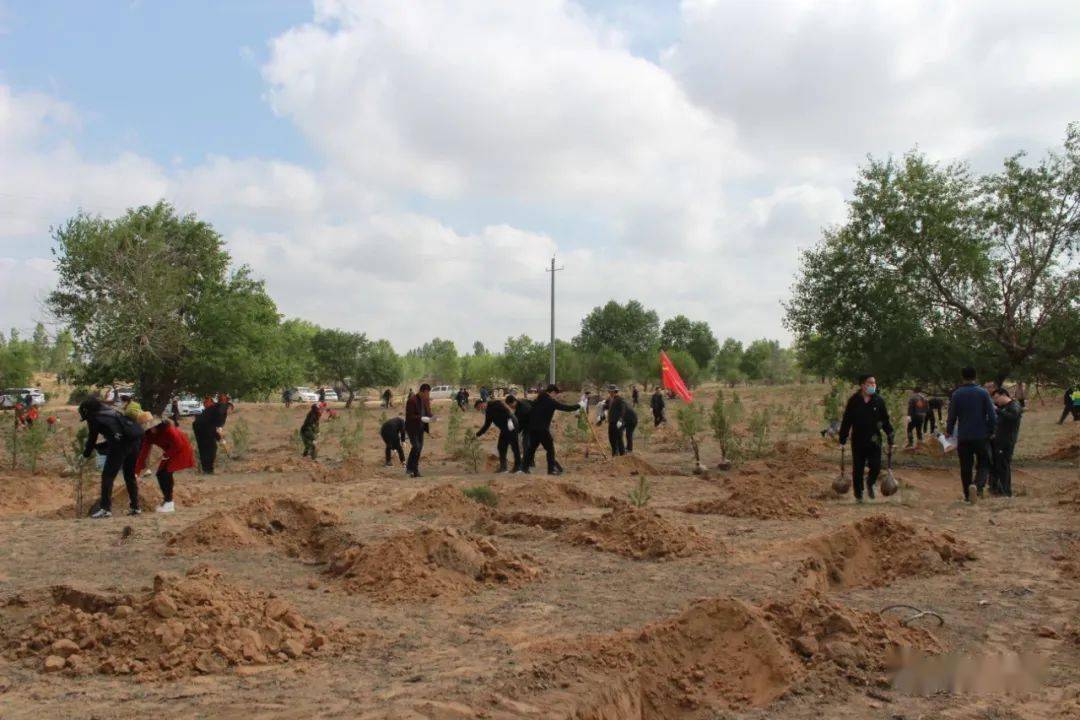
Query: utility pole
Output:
[[546, 255, 563, 385]]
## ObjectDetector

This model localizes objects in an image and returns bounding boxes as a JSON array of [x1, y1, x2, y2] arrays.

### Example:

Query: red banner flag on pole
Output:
[[660, 350, 693, 403]]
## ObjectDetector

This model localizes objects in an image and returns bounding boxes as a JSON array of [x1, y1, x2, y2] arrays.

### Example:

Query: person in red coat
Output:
[[135, 412, 195, 513]]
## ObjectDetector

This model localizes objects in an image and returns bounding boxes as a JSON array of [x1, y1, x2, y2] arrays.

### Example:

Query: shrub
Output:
[[747, 406, 772, 458], [457, 428, 482, 473], [462, 484, 498, 507], [60, 426, 95, 518], [339, 411, 365, 464], [444, 410, 462, 456], [676, 403, 707, 465], [229, 417, 252, 460], [627, 476, 651, 507]]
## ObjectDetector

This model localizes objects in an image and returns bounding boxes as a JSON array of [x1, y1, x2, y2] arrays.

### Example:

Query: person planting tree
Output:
[[134, 412, 194, 513], [79, 397, 145, 519], [475, 397, 521, 473]]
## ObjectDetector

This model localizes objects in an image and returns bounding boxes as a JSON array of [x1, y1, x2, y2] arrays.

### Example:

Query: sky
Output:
[[1, 0, 1077, 352]]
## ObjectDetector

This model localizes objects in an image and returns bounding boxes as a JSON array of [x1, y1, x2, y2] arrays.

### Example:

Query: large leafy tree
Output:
[[501, 335, 548, 389], [660, 315, 719, 368], [786, 125, 1079, 386], [0, 334, 34, 388], [406, 338, 460, 384], [48, 201, 291, 412], [711, 337, 744, 386], [574, 299, 660, 361], [311, 329, 403, 407]]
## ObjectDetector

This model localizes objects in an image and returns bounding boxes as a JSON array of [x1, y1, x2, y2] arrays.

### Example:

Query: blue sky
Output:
[[0, 1, 1075, 349]]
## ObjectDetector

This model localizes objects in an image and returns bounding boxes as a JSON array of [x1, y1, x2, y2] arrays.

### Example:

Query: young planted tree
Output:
[[709, 390, 741, 464], [676, 403, 708, 473]]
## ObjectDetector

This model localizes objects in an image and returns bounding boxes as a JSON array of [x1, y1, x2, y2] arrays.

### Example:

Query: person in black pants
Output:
[[923, 396, 944, 434], [380, 416, 407, 466], [601, 386, 633, 456], [906, 389, 928, 447], [192, 397, 230, 474], [990, 388, 1022, 497], [631, 385, 640, 407], [650, 388, 666, 427], [946, 367, 997, 502], [79, 397, 145, 519], [505, 395, 533, 469], [838, 374, 895, 503], [405, 384, 433, 477], [521, 384, 580, 475], [1059, 386, 1077, 424], [475, 398, 522, 472]]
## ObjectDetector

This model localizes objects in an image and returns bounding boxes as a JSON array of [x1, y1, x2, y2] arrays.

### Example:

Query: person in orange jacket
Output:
[[135, 412, 195, 513]]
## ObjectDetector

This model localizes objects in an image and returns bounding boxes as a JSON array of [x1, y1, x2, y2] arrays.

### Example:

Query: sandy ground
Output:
[[0, 385, 1077, 719]]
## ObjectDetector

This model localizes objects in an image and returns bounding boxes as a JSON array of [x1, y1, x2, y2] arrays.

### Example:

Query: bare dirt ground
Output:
[[0, 384, 1077, 719]]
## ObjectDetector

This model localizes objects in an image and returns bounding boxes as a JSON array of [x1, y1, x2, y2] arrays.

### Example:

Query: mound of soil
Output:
[[0, 474, 72, 516], [561, 506, 714, 560], [520, 593, 940, 718], [166, 497, 351, 561], [496, 480, 618, 511], [325, 527, 539, 601], [797, 515, 975, 591], [576, 454, 662, 478], [772, 441, 831, 469], [1, 565, 331, 680], [394, 484, 496, 523], [306, 461, 365, 484], [1044, 439, 1080, 461], [682, 473, 824, 520]]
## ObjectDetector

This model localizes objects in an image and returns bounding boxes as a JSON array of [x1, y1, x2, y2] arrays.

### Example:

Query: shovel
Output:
[[832, 445, 851, 495], [882, 445, 899, 496]]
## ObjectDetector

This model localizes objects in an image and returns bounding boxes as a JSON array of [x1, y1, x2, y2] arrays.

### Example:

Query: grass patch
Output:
[[462, 484, 498, 507]]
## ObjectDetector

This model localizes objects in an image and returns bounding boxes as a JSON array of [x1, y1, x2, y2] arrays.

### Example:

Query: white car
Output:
[[322, 389, 339, 402], [174, 395, 203, 416], [289, 387, 319, 403], [0, 388, 46, 408], [428, 385, 456, 400]]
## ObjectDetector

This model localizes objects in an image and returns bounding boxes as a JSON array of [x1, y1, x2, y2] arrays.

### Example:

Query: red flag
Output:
[[660, 350, 693, 402]]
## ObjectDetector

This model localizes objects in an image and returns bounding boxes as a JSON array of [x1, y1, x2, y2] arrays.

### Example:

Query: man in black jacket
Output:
[[650, 388, 666, 427], [80, 397, 145, 518], [505, 395, 533, 468], [475, 398, 521, 473], [990, 388, 1022, 497], [601, 386, 634, 456], [838, 374, 895, 503], [380, 416, 407, 466], [192, 397, 230, 474], [405, 384, 433, 477], [521, 384, 580, 475]]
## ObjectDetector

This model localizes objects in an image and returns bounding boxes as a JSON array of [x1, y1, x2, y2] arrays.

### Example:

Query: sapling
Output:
[[627, 476, 652, 508]]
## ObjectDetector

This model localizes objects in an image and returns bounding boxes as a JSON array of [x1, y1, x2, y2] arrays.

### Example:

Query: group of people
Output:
[[77, 393, 232, 518], [838, 367, 1024, 503]]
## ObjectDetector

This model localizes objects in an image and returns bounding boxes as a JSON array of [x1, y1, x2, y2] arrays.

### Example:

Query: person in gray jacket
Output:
[[945, 367, 997, 503]]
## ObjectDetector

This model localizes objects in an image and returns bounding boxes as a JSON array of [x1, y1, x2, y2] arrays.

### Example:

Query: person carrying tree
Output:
[[838, 374, 895, 503], [405, 384, 435, 478], [79, 397, 145, 519], [650, 386, 666, 427], [990, 388, 1022, 497], [906, 387, 929, 448], [475, 396, 522, 473], [134, 412, 194, 513], [521, 384, 580, 475], [945, 366, 997, 503], [300, 403, 322, 460], [380, 415, 407, 466], [192, 394, 230, 474]]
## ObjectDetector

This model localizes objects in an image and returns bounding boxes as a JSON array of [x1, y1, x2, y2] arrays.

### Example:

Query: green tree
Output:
[[311, 330, 402, 407], [277, 319, 320, 388], [407, 338, 460, 384], [501, 335, 548, 389], [660, 315, 719, 368], [31, 323, 50, 370], [0, 338, 34, 389], [47, 329, 77, 380], [786, 125, 1080, 387], [583, 347, 631, 387], [574, 299, 660, 360], [711, 338, 744, 386], [48, 202, 291, 413]]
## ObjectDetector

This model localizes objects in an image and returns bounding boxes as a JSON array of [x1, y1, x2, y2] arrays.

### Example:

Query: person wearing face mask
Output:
[[838, 374, 895, 503], [945, 366, 997, 502]]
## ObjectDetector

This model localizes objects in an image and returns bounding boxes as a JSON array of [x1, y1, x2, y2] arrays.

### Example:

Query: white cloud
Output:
[[1, 0, 1078, 351]]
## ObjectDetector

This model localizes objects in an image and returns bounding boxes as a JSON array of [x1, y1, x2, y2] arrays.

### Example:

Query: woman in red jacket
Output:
[[135, 412, 195, 513]]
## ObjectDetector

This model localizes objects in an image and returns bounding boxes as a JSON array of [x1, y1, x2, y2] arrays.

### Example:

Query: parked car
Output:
[[428, 385, 456, 400], [174, 395, 203, 416], [0, 388, 46, 408], [321, 388, 339, 402], [286, 387, 319, 403]]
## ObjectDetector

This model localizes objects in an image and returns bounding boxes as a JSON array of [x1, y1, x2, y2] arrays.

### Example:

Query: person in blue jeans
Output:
[[945, 366, 997, 503]]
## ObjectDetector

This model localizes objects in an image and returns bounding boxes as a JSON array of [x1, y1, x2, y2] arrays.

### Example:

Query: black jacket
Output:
[[381, 417, 406, 442], [193, 403, 229, 435], [477, 401, 515, 436], [527, 392, 579, 432], [605, 395, 637, 428], [839, 392, 894, 447], [512, 398, 532, 427], [83, 407, 143, 456], [301, 408, 320, 434], [994, 400, 1023, 447], [650, 391, 665, 413]]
